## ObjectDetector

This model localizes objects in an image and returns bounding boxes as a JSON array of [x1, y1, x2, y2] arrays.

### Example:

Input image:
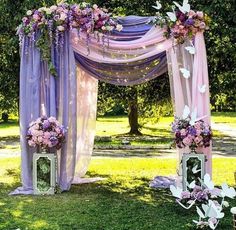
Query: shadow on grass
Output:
[[0, 167, 198, 230], [0, 167, 235, 229]]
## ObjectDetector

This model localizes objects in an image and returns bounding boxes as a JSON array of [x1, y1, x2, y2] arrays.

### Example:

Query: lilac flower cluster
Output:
[[26, 116, 66, 151], [17, 2, 122, 40], [178, 186, 221, 205], [171, 117, 212, 150], [153, 6, 210, 44]]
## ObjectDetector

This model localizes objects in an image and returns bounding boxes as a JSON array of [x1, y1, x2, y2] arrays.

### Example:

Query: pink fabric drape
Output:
[[167, 32, 211, 176], [192, 32, 211, 174]]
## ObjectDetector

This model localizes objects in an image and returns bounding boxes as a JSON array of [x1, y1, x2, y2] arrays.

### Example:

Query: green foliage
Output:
[[37, 157, 51, 192]]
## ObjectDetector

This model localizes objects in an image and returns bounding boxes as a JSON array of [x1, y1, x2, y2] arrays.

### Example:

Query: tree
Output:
[[0, 0, 58, 120]]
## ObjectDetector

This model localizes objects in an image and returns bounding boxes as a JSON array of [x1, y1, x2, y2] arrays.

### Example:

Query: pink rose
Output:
[[194, 136, 203, 144], [28, 140, 36, 147], [33, 14, 41, 21], [48, 117, 56, 122], [55, 128, 61, 134], [180, 129, 186, 136], [37, 136, 43, 143], [44, 131, 51, 139], [188, 10, 196, 18], [199, 22, 206, 29], [183, 136, 193, 146], [196, 11, 204, 19], [196, 130, 202, 136]]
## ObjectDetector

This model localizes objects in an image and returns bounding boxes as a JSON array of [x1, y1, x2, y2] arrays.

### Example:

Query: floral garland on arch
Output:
[[152, 0, 210, 44], [17, 2, 123, 76]]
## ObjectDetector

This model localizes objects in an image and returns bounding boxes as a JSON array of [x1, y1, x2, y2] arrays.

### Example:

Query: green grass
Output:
[[0, 157, 235, 230], [212, 112, 236, 123], [0, 119, 19, 137]]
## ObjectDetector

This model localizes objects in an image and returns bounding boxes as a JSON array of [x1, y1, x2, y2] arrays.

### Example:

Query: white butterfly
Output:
[[221, 183, 236, 199], [186, 180, 196, 189], [173, 0, 190, 13], [192, 165, 201, 174], [198, 84, 207, 93], [207, 201, 224, 219], [177, 198, 196, 210], [182, 105, 190, 119], [152, 1, 162, 10], [189, 107, 197, 125], [185, 46, 196, 55], [180, 68, 190, 79], [201, 174, 214, 190], [166, 12, 177, 22], [185, 45, 196, 55], [170, 185, 197, 209], [198, 200, 224, 219], [170, 185, 182, 199], [167, 6, 177, 22]]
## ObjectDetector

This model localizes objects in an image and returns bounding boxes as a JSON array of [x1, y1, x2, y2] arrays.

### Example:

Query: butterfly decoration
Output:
[[182, 105, 197, 126], [170, 183, 196, 210], [200, 174, 214, 190], [185, 43, 196, 55], [198, 84, 207, 93], [194, 199, 225, 229], [173, 0, 190, 13], [186, 179, 196, 189], [170, 185, 182, 199], [192, 164, 201, 174], [152, 1, 162, 10], [166, 6, 177, 22], [180, 68, 190, 79], [221, 183, 236, 199]]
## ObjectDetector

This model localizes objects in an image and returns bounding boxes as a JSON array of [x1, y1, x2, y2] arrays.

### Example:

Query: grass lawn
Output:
[[0, 157, 236, 230]]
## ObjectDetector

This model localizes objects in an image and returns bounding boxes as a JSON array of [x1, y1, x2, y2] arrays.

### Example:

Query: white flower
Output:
[[93, 4, 98, 10], [116, 24, 123, 32], [50, 5, 58, 11], [222, 201, 229, 208], [81, 2, 87, 8], [57, 25, 65, 32], [106, 26, 114, 31], [101, 26, 106, 31], [45, 8, 52, 15], [26, 10, 33, 16], [60, 13, 67, 21], [38, 7, 46, 13], [231, 207, 236, 214]]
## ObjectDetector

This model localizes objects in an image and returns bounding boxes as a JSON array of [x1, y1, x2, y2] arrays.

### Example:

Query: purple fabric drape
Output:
[[12, 16, 211, 194]]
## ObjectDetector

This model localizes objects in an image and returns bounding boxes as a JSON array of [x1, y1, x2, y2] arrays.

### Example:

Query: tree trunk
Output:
[[128, 89, 142, 135], [1, 112, 9, 123]]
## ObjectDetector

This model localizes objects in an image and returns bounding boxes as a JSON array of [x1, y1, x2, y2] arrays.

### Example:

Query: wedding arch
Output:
[[12, 2, 211, 194]]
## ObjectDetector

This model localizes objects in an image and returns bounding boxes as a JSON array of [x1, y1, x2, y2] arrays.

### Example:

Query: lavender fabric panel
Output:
[[11, 39, 58, 195], [112, 16, 153, 39], [55, 33, 78, 191], [74, 51, 167, 86]]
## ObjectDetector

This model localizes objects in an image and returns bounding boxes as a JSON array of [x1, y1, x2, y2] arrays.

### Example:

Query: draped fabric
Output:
[[12, 16, 211, 194], [167, 33, 211, 185]]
